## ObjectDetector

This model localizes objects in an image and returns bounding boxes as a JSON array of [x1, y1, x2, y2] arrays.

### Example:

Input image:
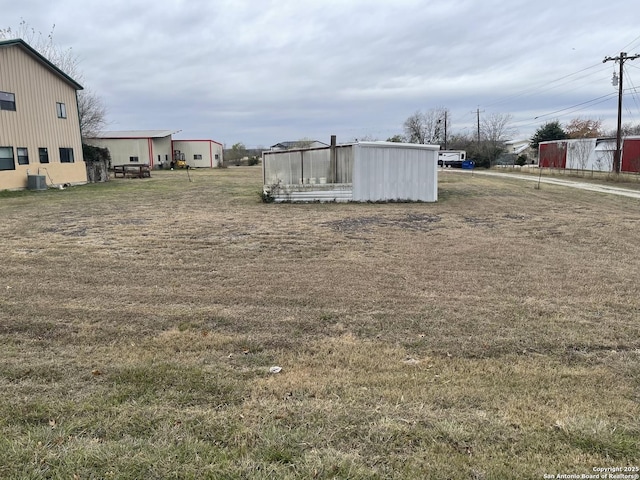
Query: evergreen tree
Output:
[[530, 121, 567, 151]]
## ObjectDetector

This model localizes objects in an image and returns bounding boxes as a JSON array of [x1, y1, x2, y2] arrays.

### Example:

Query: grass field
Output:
[[1, 167, 639, 479]]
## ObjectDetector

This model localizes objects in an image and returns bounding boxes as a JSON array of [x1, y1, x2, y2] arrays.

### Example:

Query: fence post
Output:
[[330, 135, 337, 183]]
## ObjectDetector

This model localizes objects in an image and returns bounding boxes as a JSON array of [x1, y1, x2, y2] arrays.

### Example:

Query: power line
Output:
[[621, 34, 640, 52], [483, 62, 607, 109], [533, 92, 618, 120], [624, 66, 640, 115]]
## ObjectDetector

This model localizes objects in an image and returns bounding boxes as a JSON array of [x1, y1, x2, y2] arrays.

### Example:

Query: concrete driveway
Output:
[[444, 169, 640, 200]]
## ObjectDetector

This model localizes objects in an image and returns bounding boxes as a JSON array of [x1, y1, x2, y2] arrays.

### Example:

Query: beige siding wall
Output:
[[0, 45, 85, 190], [85, 136, 172, 168], [152, 136, 172, 168], [85, 138, 150, 166], [172, 140, 223, 168]]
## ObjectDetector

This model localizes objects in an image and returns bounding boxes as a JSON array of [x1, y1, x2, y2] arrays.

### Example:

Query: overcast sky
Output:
[[2, 0, 640, 147]]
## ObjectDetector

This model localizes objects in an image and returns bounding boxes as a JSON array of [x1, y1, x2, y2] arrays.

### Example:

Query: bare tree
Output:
[[620, 122, 640, 136], [565, 117, 603, 139], [403, 107, 448, 144], [481, 113, 516, 144], [403, 112, 427, 143], [354, 134, 379, 142], [480, 112, 517, 165], [0, 20, 107, 138], [77, 88, 107, 138], [568, 139, 593, 174], [386, 134, 405, 143]]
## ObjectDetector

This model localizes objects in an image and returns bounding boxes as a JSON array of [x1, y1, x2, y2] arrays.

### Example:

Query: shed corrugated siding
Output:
[[152, 136, 172, 168], [84, 138, 151, 166], [589, 140, 615, 172], [173, 140, 222, 168], [352, 144, 438, 202], [263, 146, 353, 185], [270, 186, 353, 203], [263, 150, 302, 185], [539, 143, 567, 168], [566, 139, 597, 170], [0, 45, 85, 189], [335, 147, 353, 183]]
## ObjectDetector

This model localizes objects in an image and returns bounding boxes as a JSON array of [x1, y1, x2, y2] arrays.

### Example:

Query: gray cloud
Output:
[[2, 0, 639, 146]]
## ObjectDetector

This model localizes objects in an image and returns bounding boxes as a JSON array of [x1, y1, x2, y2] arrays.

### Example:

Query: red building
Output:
[[539, 137, 640, 173]]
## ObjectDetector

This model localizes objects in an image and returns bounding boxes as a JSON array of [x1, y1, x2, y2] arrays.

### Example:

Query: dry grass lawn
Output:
[[0, 167, 638, 479]]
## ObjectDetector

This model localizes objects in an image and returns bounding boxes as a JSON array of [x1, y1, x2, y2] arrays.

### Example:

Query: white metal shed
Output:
[[263, 141, 439, 202], [352, 142, 439, 202]]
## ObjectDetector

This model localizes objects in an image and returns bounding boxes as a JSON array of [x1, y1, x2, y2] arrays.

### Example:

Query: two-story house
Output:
[[0, 39, 87, 190]]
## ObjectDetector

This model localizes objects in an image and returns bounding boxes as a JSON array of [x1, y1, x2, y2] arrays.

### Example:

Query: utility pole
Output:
[[444, 110, 448, 150], [603, 52, 640, 173], [474, 108, 484, 143]]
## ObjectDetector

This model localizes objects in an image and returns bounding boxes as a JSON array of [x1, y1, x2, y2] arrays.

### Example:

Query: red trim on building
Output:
[[175, 139, 222, 146], [622, 138, 640, 173], [148, 138, 154, 167]]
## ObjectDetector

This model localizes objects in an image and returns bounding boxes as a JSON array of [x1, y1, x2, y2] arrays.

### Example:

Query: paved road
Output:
[[444, 169, 640, 200]]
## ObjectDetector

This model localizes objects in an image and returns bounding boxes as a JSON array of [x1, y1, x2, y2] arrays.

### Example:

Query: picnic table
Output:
[[113, 164, 151, 179]]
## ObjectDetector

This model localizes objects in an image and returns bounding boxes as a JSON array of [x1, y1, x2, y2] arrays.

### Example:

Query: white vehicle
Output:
[[438, 150, 466, 167]]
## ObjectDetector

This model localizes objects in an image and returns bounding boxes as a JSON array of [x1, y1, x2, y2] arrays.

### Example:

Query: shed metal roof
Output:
[[0, 38, 83, 90], [90, 130, 176, 139], [271, 140, 329, 149]]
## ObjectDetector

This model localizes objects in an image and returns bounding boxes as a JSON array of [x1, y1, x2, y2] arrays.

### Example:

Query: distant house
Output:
[[0, 39, 87, 190], [498, 139, 535, 165], [504, 139, 533, 157], [270, 140, 329, 151], [84, 131, 223, 168]]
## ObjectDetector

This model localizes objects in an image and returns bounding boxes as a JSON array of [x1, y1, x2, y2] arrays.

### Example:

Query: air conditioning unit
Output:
[[27, 175, 47, 191]]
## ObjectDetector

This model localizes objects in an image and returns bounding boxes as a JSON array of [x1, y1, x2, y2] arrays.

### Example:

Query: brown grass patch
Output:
[[0, 167, 638, 478]]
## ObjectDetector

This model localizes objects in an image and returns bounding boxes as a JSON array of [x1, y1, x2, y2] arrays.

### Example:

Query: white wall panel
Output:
[[352, 142, 438, 202]]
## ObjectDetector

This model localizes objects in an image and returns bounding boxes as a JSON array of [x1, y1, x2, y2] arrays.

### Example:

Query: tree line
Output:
[[386, 108, 640, 168], [384, 108, 517, 168]]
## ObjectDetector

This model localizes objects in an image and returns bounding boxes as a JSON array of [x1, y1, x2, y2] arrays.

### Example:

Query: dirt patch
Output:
[[321, 213, 441, 232]]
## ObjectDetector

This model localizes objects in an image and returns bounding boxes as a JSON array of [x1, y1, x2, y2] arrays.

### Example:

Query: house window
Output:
[[39, 147, 49, 163], [0, 146, 15, 170], [194, 154, 202, 160], [59, 148, 74, 163], [130, 156, 139, 163], [17, 147, 29, 165], [56, 102, 67, 119], [215, 154, 219, 160], [0, 91, 16, 111], [165, 154, 169, 162]]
